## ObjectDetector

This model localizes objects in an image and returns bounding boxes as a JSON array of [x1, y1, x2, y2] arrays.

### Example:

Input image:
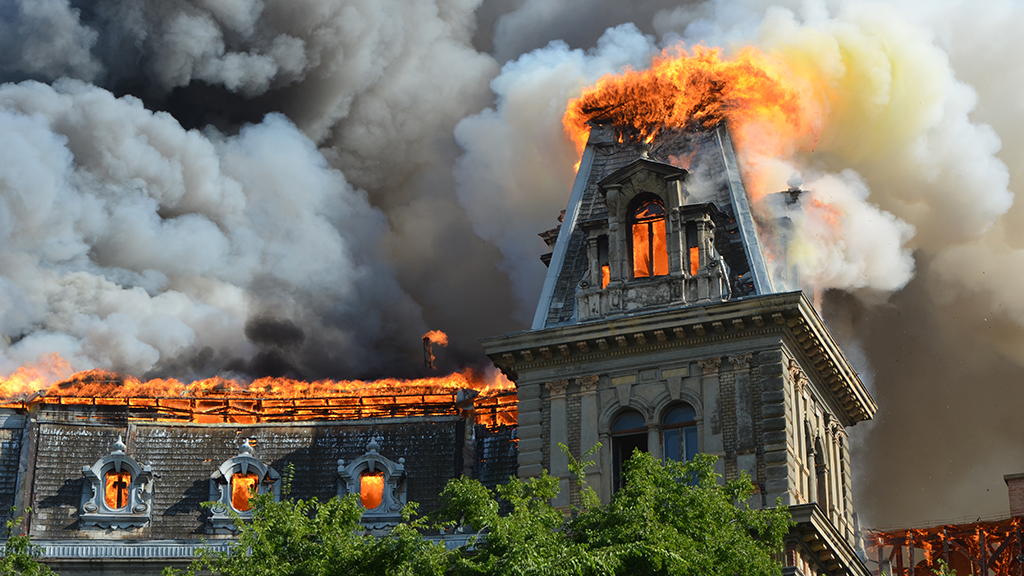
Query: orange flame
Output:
[[104, 470, 130, 509], [231, 473, 258, 511], [563, 45, 822, 202], [0, 354, 516, 427], [422, 330, 449, 347], [360, 471, 384, 509], [422, 330, 449, 370]]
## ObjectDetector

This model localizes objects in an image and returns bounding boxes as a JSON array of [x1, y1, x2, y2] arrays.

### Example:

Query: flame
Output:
[[0, 353, 74, 400], [360, 471, 384, 509], [231, 473, 258, 511], [104, 470, 130, 509], [563, 45, 822, 202], [422, 330, 449, 347], [422, 329, 449, 370], [0, 354, 516, 428]]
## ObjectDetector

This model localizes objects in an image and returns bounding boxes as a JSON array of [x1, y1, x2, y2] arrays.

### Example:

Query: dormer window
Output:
[[630, 195, 668, 278], [209, 438, 281, 532], [338, 438, 407, 529], [81, 435, 153, 529]]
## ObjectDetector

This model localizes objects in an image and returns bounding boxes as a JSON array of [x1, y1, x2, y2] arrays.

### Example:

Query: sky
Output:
[[1, 0, 1023, 527]]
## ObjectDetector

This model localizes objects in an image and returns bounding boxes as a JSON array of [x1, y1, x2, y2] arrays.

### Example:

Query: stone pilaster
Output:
[[697, 357, 724, 479], [759, 350, 791, 505], [516, 382, 544, 478], [578, 375, 601, 492], [546, 379, 570, 508]]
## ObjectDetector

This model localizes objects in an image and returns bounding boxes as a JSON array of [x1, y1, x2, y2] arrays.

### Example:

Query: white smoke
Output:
[[2, 0, 1024, 527], [454, 24, 658, 317], [455, 0, 1022, 526], [0, 79, 423, 378]]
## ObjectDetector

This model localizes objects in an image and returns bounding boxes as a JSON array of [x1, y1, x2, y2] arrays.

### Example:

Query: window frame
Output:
[[628, 195, 669, 279]]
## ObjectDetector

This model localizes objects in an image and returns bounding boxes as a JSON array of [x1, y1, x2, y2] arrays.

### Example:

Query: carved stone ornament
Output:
[[208, 438, 282, 533], [338, 438, 407, 529], [80, 435, 153, 530], [577, 375, 599, 393], [544, 379, 569, 397], [788, 359, 808, 393], [697, 357, 722, 376], [728, 352, 752, 371]]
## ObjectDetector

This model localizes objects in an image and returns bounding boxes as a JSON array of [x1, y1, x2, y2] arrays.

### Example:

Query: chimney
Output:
[[1004, 473, 1024, 516]]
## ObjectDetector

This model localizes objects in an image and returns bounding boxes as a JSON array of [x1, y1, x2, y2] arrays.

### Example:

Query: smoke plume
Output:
[[2, 0, 1024, 526]]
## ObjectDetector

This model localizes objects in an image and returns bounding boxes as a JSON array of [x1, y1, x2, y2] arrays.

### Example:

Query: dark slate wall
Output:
[[28, 417, 464, 540], [474, 425, 518, 492], [0, 427, 23, 527]]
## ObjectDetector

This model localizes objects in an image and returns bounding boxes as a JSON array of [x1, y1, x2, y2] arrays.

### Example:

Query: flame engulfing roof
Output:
[[0, 353, 516, 427]]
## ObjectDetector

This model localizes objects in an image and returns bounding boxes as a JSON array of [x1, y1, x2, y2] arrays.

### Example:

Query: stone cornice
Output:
[[481, 291, 875, 425], [788, 503, 871, 576]]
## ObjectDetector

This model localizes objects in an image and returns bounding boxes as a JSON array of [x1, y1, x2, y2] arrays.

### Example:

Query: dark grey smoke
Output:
[[2, 0, 1024, 530]]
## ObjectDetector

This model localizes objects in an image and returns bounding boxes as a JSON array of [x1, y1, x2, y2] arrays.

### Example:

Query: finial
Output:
[[238, 437, 254, 455], [112, 435, 126, 454], [787, 173, 803, 190], [366, 437, 380, 454]]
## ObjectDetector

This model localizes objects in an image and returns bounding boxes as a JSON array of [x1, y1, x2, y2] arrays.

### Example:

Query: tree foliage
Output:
[[1, 511, 55, 576], [167, 451, 790, 576]]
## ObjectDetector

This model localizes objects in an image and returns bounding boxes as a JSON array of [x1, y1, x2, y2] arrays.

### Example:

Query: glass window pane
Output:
[[612, 411, 645, 432], [684, 426, 698, 461], [664, 428, 680, 462], [663, 405, 696, 425]]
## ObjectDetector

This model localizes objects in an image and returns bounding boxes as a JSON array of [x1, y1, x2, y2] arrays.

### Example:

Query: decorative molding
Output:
[[80, 435, 153, 530], [545, 380, 569, 397], [338, 438, 407, 529], [577, 375, 599, 393], [728, 352, 752, 371], [208, 438, 281, 533], [697, 357, 721, 376]]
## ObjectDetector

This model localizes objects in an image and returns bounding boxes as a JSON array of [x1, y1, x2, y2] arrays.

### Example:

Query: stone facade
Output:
[[485, 123, 876, 576]]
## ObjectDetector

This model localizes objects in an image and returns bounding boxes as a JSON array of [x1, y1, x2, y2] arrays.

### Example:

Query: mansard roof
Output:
[[532, 122, 774, 330]]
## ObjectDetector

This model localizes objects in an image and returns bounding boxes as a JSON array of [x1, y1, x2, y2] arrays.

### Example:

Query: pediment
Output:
[[597, 157, 687, 189]]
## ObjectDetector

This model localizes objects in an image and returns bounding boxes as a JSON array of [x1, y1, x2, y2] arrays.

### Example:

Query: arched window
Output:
[[209, 438, 281, 532], [662, 404, 698, 463], [611, 410, 648, 492], [338, 438, 408, 529], [80, 435, 154, 530], [630, 196, 668, 278]]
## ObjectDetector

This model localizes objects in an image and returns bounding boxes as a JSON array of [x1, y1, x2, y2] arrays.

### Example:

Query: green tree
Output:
[[0, 512, 55, 576], [169, 451, 790, 576]]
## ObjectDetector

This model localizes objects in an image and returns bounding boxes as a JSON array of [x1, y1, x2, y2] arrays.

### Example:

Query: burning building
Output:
[[863, 475, 1024, 576], [481, 52, 877, 574], [0, 363, 517, 574], [0, 32, 892, 576]]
